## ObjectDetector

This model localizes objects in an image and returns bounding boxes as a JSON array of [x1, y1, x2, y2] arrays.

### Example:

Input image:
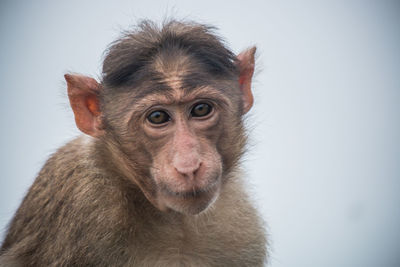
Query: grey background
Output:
[[1, 1, 399, 266]]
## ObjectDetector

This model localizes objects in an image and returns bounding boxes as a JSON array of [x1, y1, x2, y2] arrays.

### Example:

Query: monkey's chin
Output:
[[159, 184, 221, 215]]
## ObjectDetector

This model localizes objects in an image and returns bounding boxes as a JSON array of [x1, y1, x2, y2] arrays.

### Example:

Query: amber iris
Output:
[[147, 110, 170, 124], [191, 103, 212, 117]]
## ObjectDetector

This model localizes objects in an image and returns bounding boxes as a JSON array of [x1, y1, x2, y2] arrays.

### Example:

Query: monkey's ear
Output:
[[64, 74, 103, 137], [237, 47, 256, 114]]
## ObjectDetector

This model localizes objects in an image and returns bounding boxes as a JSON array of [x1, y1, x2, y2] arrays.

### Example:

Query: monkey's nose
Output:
[[174, 162, 201, 181]]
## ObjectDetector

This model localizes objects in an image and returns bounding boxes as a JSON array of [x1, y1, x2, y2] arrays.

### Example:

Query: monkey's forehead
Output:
[[102, 55, 238, 92], [101, 20, 239, 88], [101, 64, 240, 102], [131, 85, 234, 108]]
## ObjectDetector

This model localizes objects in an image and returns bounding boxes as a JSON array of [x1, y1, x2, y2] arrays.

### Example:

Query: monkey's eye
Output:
[[147, 110, 170, 124], [191, 103, 212, 117]]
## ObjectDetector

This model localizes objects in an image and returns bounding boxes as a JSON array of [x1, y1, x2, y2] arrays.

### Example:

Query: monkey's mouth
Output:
[[156, 174, 221, 214], [160, 177, 220, 199]]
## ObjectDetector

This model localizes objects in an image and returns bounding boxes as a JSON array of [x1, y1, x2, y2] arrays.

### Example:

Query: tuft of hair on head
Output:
[[101, 19, 239, 89]]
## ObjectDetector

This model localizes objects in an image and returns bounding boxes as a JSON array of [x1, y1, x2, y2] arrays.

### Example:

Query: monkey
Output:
[[0, 19, 267, 266]]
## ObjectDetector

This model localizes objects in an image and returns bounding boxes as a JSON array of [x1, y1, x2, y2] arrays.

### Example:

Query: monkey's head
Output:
[[65, 20, 255, 215]]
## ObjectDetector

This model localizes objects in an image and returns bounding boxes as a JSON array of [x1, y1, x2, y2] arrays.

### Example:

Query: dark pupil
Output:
[[148, 111, 169, 124], [192, 103, 212, 117]]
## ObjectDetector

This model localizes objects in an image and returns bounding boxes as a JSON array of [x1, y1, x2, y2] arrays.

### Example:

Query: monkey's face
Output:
[[66, 44, 255, 215], [124, 85, 240, 215]]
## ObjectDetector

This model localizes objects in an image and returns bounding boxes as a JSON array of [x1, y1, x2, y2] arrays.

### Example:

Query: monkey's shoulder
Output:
[[4, 136, 107, 225], [29, 135, 128, 209], [1, 136, 135, 264]]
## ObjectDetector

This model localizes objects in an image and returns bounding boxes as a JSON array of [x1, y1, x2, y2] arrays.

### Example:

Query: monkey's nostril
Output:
[[174, 162, 201, 179], [194, 163, 202, 175]]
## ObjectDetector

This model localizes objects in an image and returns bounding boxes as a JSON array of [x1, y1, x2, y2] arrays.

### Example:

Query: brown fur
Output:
[[1, 137, 266, 266], [0, 19, 267, 266]]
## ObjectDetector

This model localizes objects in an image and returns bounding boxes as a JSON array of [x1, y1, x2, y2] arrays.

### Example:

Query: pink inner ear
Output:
[[86, 96, 101, 116], [239, 76, 246, 85], [65, 74, 102, 137], [237, 47, 256, 114]]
